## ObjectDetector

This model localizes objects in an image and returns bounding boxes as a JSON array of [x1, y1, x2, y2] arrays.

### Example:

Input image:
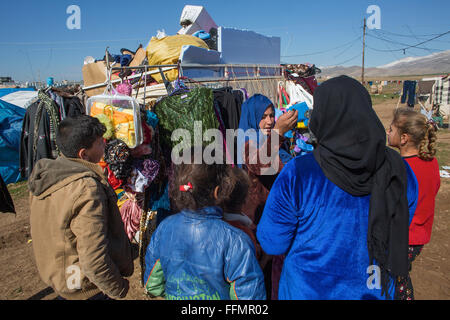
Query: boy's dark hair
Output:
[[219, 166, 250, 213], [169, 147, 249, 212], [56, 115, 106, 158]]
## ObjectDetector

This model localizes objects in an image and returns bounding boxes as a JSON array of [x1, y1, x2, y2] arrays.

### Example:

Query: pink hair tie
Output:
[[179, 182, 193, 192], [427, 118, 438, 130]]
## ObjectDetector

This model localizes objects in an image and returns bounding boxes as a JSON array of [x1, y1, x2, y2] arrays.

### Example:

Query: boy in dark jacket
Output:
[[29, 115, 133, 300]]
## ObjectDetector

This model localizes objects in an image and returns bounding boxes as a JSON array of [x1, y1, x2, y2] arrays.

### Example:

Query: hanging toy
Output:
[[116, 81, 133, 96], [283, 102, 310, 138], [94, 114, 115, 140]]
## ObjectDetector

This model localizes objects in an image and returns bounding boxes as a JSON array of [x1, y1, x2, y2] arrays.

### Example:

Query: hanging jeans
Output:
[[401, 81, 416, 107]]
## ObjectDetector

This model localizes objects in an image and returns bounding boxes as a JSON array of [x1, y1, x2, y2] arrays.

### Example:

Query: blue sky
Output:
[[0, 0, 449, 82]]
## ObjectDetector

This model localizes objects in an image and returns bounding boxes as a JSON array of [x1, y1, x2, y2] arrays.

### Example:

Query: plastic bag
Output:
[[285, 80, 314, 109], [86, 90, 143, 148], [145, 34, 209, 83], [156, 29, 167, 39]]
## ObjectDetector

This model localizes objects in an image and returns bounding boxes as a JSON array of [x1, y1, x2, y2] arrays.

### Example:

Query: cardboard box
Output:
[[82, 47, 147, 97]]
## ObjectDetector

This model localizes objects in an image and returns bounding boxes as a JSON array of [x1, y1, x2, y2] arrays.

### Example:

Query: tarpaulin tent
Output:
[[0, 88, 36, 184], [0, 89, 37, 109]]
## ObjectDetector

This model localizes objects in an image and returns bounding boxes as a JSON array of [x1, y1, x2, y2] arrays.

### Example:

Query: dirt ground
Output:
[[1, 100, 449, 300]]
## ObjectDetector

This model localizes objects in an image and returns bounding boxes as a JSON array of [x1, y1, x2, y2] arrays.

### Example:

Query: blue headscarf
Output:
[[237, 94, 274, 145], [237, 94, 274, 166]]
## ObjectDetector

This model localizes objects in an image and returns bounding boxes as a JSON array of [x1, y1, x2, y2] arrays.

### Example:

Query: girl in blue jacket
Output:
[[144, 150, 266, 300]]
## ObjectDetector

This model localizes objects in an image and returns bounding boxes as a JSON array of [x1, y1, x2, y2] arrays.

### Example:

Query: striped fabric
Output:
[[432, 76, 450, 106]]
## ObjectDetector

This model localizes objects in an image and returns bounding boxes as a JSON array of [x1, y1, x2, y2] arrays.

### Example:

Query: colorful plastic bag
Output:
[[86, 91, 143, 148], [146, 34, 209, 83]]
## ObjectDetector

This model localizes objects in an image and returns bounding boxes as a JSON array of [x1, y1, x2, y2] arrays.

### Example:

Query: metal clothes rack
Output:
[[83, 47, 284, 104]]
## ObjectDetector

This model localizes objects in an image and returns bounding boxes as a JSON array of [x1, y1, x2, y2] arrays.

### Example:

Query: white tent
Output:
[[0, 90, 37, 109], [430, 75, 450, 118]]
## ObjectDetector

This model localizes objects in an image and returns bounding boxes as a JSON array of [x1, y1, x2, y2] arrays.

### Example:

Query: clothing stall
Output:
[[83, 57, 287, 284], [76, 4, 320, 285]]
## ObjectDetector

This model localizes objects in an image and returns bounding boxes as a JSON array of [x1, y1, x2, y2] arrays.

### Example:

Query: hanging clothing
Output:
[[301, 76, 318, 94], [19, 89, 85, 179], [120, 192, 144, 242], [212, 100, 233, 165], [213, 87, 245, 164], [104, 139, 133, 181], [401, 80, 416, 107], [432, 76, 450, 107], [213, 87, 243, 130], [34, 90, 61, 159], [50, 87, 86, 117], [154, 86, 219, 149], [48, 90, 66, 120], [20, 100, 56, 179]]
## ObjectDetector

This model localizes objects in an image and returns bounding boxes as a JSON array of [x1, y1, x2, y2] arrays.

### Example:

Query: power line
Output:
[[333, 36, 362, 58], [366, 32, 442, 51], [281, 36, 362, 57], [323, 52, 362, 67], [0, 38, 147, 46], [405, 25, 434, 55], [374, 29, 443, 39], [404, 30, 450, 50], [366, 29, 450, 53]]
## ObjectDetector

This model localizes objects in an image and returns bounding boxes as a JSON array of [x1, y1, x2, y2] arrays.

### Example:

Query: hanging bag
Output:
[[86, 85, 143, 148]]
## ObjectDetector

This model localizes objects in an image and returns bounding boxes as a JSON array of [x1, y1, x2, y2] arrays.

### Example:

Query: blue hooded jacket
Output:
[[144, 206, 266, 300]]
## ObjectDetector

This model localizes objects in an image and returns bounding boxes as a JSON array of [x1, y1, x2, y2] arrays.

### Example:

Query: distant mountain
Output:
[[319, 50, 450, 78]]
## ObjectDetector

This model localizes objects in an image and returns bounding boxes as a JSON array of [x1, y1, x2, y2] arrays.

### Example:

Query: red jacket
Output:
[[405, 156, 440, 245]]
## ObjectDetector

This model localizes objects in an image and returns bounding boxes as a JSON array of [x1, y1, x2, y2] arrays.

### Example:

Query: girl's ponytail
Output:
[[418, 121, 437, 161], [393, 108, 438, 161]]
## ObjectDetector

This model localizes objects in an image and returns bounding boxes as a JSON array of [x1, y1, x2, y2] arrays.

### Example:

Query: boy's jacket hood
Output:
[[28, 156, 105, 199]]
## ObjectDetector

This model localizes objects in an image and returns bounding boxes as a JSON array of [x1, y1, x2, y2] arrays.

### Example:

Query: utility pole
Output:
[[362, 18, 366, 85]]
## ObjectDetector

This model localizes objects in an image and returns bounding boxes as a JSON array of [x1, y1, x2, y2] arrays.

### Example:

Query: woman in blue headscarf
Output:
[[237, 94, 297, 300]]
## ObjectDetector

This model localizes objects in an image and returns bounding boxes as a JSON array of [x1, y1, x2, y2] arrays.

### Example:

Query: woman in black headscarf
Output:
[[256, 75, 419, 300]]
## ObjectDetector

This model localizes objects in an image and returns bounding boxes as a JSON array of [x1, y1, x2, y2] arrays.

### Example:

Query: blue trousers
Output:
[[401, 81, 416, 107]]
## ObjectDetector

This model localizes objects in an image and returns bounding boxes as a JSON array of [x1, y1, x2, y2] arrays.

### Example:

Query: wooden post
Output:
[[362, 18, 366, 85]]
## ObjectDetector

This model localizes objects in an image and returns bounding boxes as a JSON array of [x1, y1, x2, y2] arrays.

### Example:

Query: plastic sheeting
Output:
[[0, 99, 26, 184], [0, 90, 37, 109], [146, 34, 209, 83], [0, 87, 35, 99]]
